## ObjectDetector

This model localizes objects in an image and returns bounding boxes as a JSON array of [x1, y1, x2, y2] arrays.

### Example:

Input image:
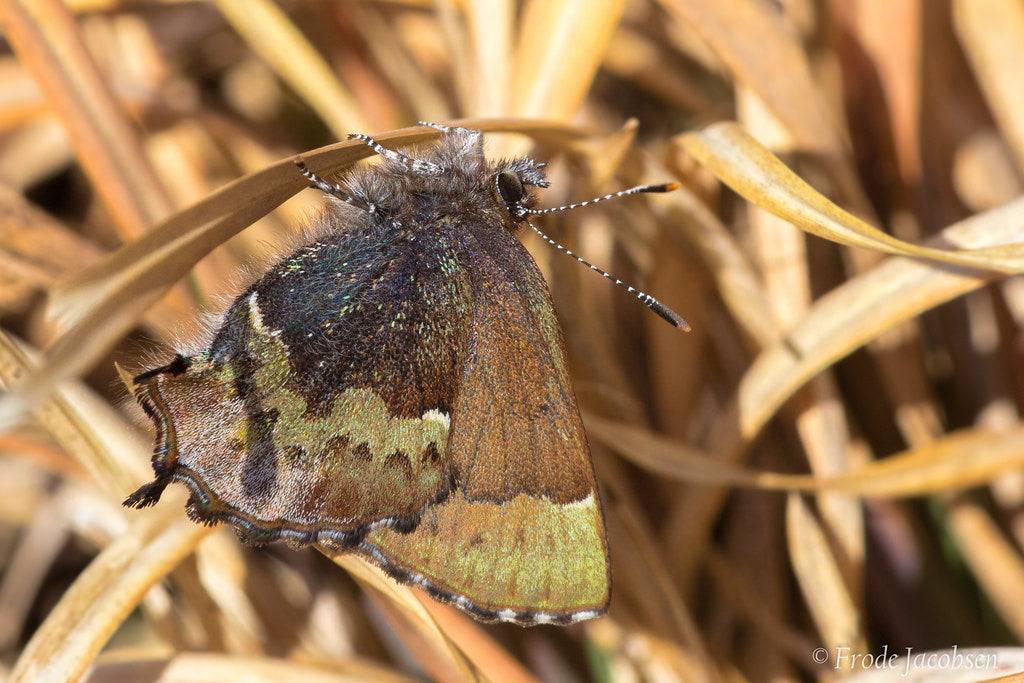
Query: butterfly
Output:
[[123, 122, 685, 626]]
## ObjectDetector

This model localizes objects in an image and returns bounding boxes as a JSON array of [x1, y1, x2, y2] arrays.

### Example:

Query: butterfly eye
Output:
[[495, 171, 525, 208]]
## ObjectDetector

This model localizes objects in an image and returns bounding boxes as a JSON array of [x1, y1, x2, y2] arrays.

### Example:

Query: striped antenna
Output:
[[528, 220, 690, 331], [523, 182, 678, 216]]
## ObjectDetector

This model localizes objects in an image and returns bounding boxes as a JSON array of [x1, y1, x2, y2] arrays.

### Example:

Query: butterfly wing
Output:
[[128, 219, 473, 544], [127, 214, 608, 622], [364, 221, 609, 623]]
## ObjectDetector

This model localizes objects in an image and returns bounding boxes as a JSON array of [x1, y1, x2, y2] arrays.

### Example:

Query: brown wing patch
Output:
[[448, 225, 594, 505], [127, 293, 455, 542], [347, 223, 611, 623]]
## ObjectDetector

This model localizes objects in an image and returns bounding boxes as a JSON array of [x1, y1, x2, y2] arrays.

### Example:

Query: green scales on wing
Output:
[[128, 208, 610, 622]]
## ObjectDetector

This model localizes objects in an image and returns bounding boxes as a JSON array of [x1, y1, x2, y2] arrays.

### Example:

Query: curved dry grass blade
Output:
[[609, 504, 717, 680], [0, 485, 72, 650], [0, 0, 173, 238], [465, 0, 513, 116], [678, 123, 1024, 272], [212, 0, 368, 138], [327, 553, 482, 682], [419, 602, 538, 683], [433, 0, 475, 114], [512, 0, 626, 119], [954, 0, 1024, 173], [947, 498, 1024, 642], [0, 184, 102, 315], [657, 0, 840, 154], [737, 91, 865, 585], [10, 502, 212, 683], [348, 4, 452, 123], [727, 198, 1024, 441], [785, 495, 865, 667], [56, 118, 586, 307], [705, 551, 822, 676], [0, 332, 149, 495], [588, 416, 1024, 497], [654, 188, 776, 348], [0, 119, 589, 431], [87, 652, 418, 683], [668, 197, 1024, 583]]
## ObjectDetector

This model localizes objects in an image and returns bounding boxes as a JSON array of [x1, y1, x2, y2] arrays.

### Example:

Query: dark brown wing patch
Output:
[[448, 219, 594, 504], [126, 220, 475, 542]]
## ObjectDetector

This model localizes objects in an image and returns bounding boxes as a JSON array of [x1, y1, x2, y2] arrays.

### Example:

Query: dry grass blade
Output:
[[954, 0, 1024, 172], [0, 184, 102, 315], [86, 652, 417, 683], [670, 197, 1024, 582], [465, 0, 513, 116], [55, 119, 585, 308], [418, 602, 538, 683], [0, 332, 149, 495], [0, 120, 588, 431], [785, 495, 865, 665], [10, 3, 1024, 676], [724, 198, 1024, 441], [10, 502, 212, 683], [212, 0, 368, 138], [0, 0, 172, 238], [947, 499, 1024, 642], [327, 554, 483, 682], [657, 0, 840, 154], [677, 123, 1024, 272], [512, 0, 626, 119], [588, 415, 1024, 497], [655, 186, 777, 348]]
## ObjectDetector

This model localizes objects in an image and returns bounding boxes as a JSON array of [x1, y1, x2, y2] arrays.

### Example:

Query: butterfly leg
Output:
[[123, 475, 172, 508], [347, 132, 442, 175], [294, 159, 377, 214]]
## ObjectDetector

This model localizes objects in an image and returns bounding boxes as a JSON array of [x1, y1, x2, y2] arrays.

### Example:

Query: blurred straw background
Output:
[[2, 0, 1024, 681]]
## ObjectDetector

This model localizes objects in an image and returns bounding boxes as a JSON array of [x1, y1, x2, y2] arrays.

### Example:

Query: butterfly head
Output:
[[492, 158, 550, 221]]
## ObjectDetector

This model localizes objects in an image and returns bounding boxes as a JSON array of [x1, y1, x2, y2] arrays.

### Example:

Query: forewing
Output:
[[362, 223, 610, 623]]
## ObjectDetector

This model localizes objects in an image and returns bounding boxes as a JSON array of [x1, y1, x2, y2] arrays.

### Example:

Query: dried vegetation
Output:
[[2, 0, 1024, 681]]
